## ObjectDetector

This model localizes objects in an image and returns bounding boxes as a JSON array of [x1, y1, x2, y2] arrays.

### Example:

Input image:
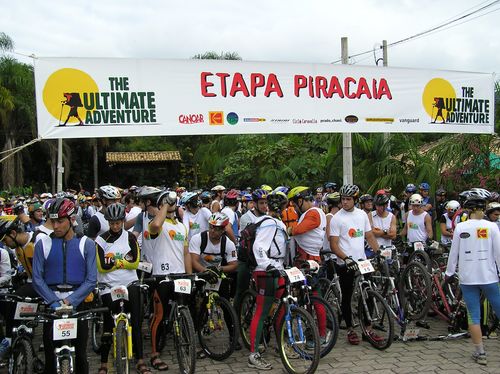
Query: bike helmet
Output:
[[373, 193, 390, 206], [287, 186, 313, 201], [273, 186, 289, 195], [104, 203, 126, 221], [241, 192, 253, 202], [47, 198, 76, 219], [326, 192, 341, 206], [211, 185, 226, 192], [485, 202, 500, 214], [179, 192, 199, 207], [445, 200, 460, 214], [136, 186, 163, 203], [208, 212, 230, 227], [252, 189, 268, 202], [156, 190, 177, 207], [324, 182, 337, 191], [199, 191, 211, 202], [435, 188, 447, 196], [470, 187, 491, 200], [419, 182, 430, 191], [0, 219, 20, 240], [405, 184, 417, 193], [375, 189, 386, 196], [458, 190, 473, 204], [463, 194, 487, 210], [98, 185, 121, 200], [28, 202, 43, 214], [339, 184, 360, 198], [260, 184, 273, 193], [359, 194, 373, 203], [489, 191, 499, 202], [267, 191, 287, 212], [409, 194, 423, 206], [225, 189, 239, 200]]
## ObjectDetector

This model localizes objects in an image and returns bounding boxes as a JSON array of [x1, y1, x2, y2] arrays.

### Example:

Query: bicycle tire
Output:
[[175, 307, 196, 374], [115, 320, 130, 374], [442, 275, 468, 332], [90, 314, 104, 354], [11, 337, 34, 374], [59, 357, 71, 374], [371, 259, 391, 295], [408, 250, 432, 273], [400, 261, 432, 321], [198, 295, 237, 361], [317, 278, 342, 314], [238, 289, 257, 350], [358, 289, 394, 350], [277, 306, 320, 374], [308, 296, 338, 358]]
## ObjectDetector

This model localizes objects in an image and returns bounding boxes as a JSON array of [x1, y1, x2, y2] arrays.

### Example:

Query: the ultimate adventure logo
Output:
[[421, 78, 490, 125], [42, 68, 157, 127]]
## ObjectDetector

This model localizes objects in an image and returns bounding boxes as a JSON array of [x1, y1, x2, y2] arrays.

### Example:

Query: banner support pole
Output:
[[341, 37, 353, 185], [57, 138, 64, 192]]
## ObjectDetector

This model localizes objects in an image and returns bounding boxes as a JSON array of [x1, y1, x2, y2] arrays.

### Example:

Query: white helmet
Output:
[[211, 185, 226, 191], [409, 194, 423, 206], [470, 188, 491, 200], [445, 200, 460, 214], [98, 185, 121, 200]]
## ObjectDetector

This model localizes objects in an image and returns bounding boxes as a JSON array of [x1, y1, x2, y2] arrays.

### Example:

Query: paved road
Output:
[[83, 316, 500, 374]]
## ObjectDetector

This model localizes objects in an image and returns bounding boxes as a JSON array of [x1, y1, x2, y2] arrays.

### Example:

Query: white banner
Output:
[[34, 58, 495, 139]]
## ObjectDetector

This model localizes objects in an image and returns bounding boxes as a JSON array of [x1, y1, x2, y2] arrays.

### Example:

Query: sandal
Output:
[[150, 355, 169, 371], [347, 330, 360, 345], [136, 363, 153, 374]]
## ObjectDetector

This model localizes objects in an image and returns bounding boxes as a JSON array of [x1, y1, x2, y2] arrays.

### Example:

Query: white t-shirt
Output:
[[371, 211, 394, 247], [330, 207, 372, 264], [183, 207, 211, 243], [253, 216, 287, 271], [188, 232, 237, 267], [445, 219, 500, 285]]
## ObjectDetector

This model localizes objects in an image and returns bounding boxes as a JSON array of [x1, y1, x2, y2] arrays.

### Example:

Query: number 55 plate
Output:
[[53, 318, 78, 340]]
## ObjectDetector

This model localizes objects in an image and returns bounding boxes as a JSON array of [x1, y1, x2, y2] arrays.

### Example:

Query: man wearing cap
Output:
[[211, 185, 226, 213], [26, 201, 45, 232]]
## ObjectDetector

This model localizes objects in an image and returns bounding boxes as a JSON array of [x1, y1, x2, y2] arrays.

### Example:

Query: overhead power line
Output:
[[331, 0, 500, 64]]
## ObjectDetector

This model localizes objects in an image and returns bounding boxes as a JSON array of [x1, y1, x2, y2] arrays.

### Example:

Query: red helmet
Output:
[[48, 198, 75, 219], [225, 189, 239, 200]]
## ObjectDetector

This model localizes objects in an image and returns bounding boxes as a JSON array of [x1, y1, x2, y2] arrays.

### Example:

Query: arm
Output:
[[424, 213, 433, 239], [96, 241, 114, 273], [445, 229, 460, 277], [124, 215, 138, 230], [190, 253, 205, 273], [132, 214, 143, 239], [86, 215, 101, 240], [115, 233, 140, 270], [365, 231, 380, 254], [330, 235, 348, 261], [183, 245, 192, 274], [150, 204, 168, 234], [440, 216, 453, 238], [66, 238, 97, 307], [400, 212, 409, 237], [387, 214, 397, 240], [32, 239, 60, 305], [291, 209, 320, 236], [0, 249, 11, 286], [224, 224, 237, 244], [253, 224, 278, 269]]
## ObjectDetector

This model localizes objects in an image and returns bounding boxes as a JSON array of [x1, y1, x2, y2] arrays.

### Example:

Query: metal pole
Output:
[[57, 138, 64, 192], [341, 37, 353, 185], [382, 40, 390, 143]]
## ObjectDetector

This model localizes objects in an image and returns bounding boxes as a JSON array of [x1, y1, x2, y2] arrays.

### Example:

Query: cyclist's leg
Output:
[[149, 281, 170, 370], [98, 294, 114, 368], [42, 321, 56, 374], [249, 272, 276, 353], [127, 285, 145, 360], [337, 264, 355, 328], [480, 283, 500, 323], [460, 284, 484, 354], [233, 261, 251, 313], [311, 288, 327, 338], [74, 304, 90, 374]]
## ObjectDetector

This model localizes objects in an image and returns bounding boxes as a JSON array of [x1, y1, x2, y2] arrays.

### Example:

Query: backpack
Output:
[[200, 230, 227, 265], [238, 217, 278, 269]]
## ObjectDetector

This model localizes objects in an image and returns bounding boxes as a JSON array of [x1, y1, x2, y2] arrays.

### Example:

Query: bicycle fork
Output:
[[285, 305, 305, 345]]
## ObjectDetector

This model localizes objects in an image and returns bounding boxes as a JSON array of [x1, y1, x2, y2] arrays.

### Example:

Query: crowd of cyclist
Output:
[[0, 181, 498, 372]]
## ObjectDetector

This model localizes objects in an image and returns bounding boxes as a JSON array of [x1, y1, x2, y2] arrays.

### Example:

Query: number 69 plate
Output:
[[53, 318, 78, 340]]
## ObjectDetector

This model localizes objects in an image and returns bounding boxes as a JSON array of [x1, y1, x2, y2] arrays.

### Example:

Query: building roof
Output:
[[106, 151, 181, 163]]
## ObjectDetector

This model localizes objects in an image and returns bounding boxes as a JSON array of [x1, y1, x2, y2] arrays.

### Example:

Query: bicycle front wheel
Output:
[[238, 289, 257, 350], [175, 307, 196, 374], [115, 320, 130, 374], [358, 289, 394, 350], [198, 295, 237, 361], [400, 261, 432, 321], [90, 313, 104, 354], [59, 357, 71, 374], [277, 306, 320, 374], [11, 338, 34, 374]]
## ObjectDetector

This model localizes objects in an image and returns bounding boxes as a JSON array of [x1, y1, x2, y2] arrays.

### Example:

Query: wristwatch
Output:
[[383, 229, 388, 235]]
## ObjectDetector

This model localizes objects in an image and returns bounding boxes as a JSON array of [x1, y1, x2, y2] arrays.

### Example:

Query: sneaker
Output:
[[363, 330, 385, 343], [472, 352, 487, 365], [305, 336, 328, 350], [248, 353, 272, 370], [0, 338, 10, 360], [347, 330, 360, 345]]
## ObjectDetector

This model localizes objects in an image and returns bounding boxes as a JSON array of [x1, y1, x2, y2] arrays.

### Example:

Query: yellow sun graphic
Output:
[[422, 78, 456, 120], [42, 68, 98, 124]]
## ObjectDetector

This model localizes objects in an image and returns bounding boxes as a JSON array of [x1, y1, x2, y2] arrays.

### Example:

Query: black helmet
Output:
[[136, 186, 163, 206], [0, 219, 20, 240], [104, 203, 126, 221], [359, 194, 373, 203], [267, 192, 287, 212], [373, 194, 390, 206], [324, 182, 337, 191]]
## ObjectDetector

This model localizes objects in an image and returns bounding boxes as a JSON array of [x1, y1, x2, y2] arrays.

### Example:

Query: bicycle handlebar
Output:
[[20, 306, 108, 320], [0, 293, 44, 303]]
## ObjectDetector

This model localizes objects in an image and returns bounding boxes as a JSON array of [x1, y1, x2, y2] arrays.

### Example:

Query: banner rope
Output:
[[0, 138, 42, 163]]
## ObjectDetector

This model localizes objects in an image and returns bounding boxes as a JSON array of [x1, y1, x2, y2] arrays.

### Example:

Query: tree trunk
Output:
[[1, 136, 15, 190]]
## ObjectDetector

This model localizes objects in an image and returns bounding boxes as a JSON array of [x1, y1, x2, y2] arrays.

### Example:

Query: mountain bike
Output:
[[239, 267, 320, 374]]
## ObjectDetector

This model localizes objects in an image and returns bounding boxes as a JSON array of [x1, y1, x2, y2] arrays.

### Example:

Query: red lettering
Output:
[[345, 77, 356, 99], [377, 78, 392, 100], [356, 77, 372, 99], [250, 73, 265, 96], [216, 73, 230, 97], [200, 72, 215, 97], [327, 76, 344, 98], [264, 73, 283, 97], [229, 73, 250, 97], [308, 76, 314, 98], [294, 75, 307, 96], [315, 76, 328, 98]]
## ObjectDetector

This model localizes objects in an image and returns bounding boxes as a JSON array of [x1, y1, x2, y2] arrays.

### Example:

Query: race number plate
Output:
[[137, 261, 153, 273], [14, 302, 38, 320], [356, 260, 375, 274], [380, 248, 392, 259], [414, 242, 425, 251], [284, 267, 305, 283], [110, 285, 129, 302], [53, 318, 78, 341], [174, 279, 192, 294], [204, 278, 222, 291]]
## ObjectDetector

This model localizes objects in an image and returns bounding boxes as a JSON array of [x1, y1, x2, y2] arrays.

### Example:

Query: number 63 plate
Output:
[[53, 318, 78, 340]]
